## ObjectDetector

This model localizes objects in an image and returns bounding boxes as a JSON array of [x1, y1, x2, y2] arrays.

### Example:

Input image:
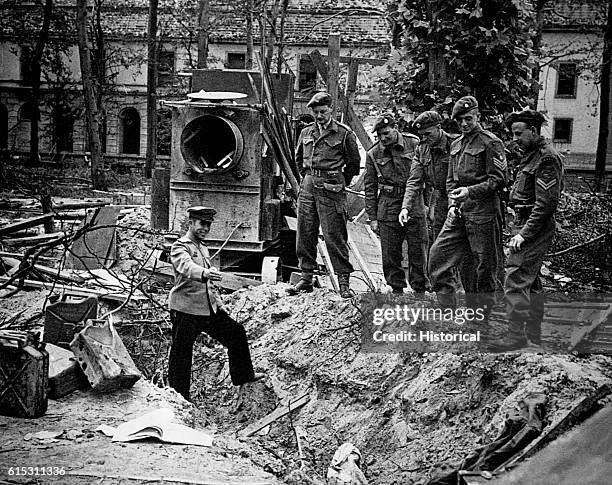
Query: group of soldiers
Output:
[[287, 91, 564, 352]]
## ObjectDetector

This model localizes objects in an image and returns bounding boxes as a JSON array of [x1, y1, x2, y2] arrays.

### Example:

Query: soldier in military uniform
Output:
[[287, 92, 361, 298], [400, 110, 458, 244], [428, 96, 507, 313], [489, 110, 563, 351], [365, 114, 428, 295]]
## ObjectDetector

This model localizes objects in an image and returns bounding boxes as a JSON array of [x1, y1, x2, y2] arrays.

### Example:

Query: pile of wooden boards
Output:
[[0, 201, 147, 306]]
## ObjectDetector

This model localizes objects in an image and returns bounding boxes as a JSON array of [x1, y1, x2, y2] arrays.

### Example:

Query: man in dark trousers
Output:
[[400, 110, 458, 245], [428, 96, 507, 315], [365, 113, 428, 295], [287, 92, 361, 298], [489, 110, 563, 350], [168, 206, 263, 401]]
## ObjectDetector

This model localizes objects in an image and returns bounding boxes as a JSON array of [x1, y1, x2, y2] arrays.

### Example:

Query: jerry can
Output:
[[0, 330, 48, 418]]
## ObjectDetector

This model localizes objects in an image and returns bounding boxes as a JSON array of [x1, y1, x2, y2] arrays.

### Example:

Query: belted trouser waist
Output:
[[305, 168, 341, 177]]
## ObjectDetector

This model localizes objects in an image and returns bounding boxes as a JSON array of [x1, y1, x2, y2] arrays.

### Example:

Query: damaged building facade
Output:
[[0, 0, 609, 169]]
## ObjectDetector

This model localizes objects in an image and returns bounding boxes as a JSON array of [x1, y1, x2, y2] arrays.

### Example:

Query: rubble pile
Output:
[[183, 284, 612, 484], [549, 192, 612, 290], [116, 207, 165, 274]]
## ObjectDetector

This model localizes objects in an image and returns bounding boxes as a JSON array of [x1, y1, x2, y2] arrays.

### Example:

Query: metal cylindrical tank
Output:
[[168, 102, 278, 253]]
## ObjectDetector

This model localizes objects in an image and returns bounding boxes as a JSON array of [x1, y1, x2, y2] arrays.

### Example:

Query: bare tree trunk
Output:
[[245, 0, 254, 69], [595, 0, 612, 191], [265, 0, 281, 67], [77, 0, 107, 190], [28, 0, 53, 165], [276, 0, 289, 74], [531, 0, 546, 109], [93, 0, 107, 152], [197, 0, 210, 68], [145, 0, 158, 179]]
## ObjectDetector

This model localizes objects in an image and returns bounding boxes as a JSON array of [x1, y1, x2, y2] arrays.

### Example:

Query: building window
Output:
[[298, 55, 317, 92], [0, 103, 7, 149], [556, 63, 577, 98], [54, 109, 74, 152], [553, 118, 573, 143], [158, 50, 175, 86], [18, 102, 39, 122], [119, 107, 140, 154], [226, 52, 246, 70], [20, 45, 34, 85]]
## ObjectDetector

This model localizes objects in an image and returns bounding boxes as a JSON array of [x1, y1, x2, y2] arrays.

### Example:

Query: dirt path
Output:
[[0, 380, 280, 485]]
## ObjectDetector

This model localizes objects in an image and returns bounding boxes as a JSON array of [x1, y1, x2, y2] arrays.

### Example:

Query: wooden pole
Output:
[[151, 167, 169, 230], [345, 58, 359, 122], [327, 34, 340, 119]]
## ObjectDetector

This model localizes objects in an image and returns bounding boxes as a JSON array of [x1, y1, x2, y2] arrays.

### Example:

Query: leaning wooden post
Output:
[[345, 58, 359, 122], [327, 34, 340, 119]]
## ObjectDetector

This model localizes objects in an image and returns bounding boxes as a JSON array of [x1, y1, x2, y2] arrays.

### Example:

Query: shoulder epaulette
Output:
[[478, 129, 502, 142]]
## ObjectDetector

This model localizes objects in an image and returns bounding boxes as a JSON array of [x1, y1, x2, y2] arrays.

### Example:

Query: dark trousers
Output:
[[379, 218, 429, 292], [505, 219, 555, 339], [429, 210, 501, 311], [296, 174, 353, 276], [431, 189, 449, 243], [168, 309, 255, 401]]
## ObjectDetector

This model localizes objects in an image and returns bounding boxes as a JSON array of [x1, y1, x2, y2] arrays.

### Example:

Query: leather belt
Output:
[[308, 168, 341, 177]]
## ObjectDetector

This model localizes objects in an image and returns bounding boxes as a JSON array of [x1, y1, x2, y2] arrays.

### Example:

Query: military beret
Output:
[[307, 92, 332, 108], [414, 111, 443, 130], [372, 113, 397, 132], [187, 206, 216, 222], [451, 96, 479, 119], [505, 109, 547, 129]]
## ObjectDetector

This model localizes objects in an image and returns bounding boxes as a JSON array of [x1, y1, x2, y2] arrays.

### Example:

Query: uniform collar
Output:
[[462, 124, 482, 142], [179, 234, 202, 245], [316, 118, 336, 135], [381, 131, 405, 151], [432, 130, 450, 150]]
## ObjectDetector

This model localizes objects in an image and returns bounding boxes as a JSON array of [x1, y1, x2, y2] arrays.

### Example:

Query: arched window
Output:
[[119, 107, 140, 154], [0, 103, 7, 149], [18, 102, 39, 122]]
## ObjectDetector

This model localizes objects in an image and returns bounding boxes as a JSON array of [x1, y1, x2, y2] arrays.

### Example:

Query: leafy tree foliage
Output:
[[383, 0, 538, 116]]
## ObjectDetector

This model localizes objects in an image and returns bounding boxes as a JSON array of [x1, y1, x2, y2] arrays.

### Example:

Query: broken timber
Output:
[[239, 393, 311, 437], [0, 214, 55, 237]]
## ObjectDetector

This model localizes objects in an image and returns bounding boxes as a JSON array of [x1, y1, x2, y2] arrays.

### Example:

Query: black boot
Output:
[[337, 273, 352, 298], [286, 275, 313, 295], [525, 321, 542, 346], [436, 292, 456, 309]]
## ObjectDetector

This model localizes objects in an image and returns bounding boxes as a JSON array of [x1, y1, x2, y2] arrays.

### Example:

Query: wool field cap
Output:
[[414, 111, 443, 130], [306, 92, 332, 108], [505, 109, 548, 129], [452, 96, 479, 119], [372, 113, 397, 132], [187, 206, 216, 222]]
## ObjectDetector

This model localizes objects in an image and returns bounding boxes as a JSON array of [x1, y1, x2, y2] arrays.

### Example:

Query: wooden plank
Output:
[[239, 393, 310, 437], [328, 34, 341, 119], [493, 383, 611, 473], [0, 214, 54, 237], [345, 58, 359, 121], [3, 232, 64, 245], [65, 206, 121, 271], [0, 276, 146, 304], [317, 239, 339, 291], [569, 303, 612, 351], [309, 50, 373, 151], [347, 232, 376, 291]]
